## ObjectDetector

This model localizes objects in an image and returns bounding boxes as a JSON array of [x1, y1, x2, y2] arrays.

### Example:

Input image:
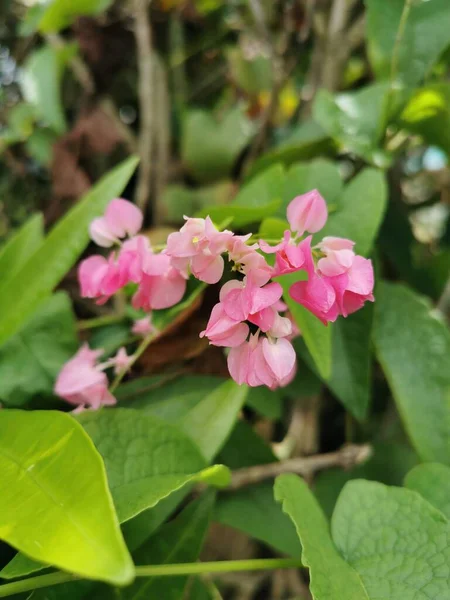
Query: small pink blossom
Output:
[[54, 344, 116, 409], [166, 217, 233, 283], [290, 273, 339, 325], [110, 347, 132, 375], [132, 253, 186, 311], [227, 335, 296, 389], [287, 190, 328, 236], [132, 316, 155, 337], [78, 254, 125, 305], [227, 235, 273, 285], [328, 255, 375, 317], [317, 236, 355, 277], [260, 232, 313, 276], [89, 199, 143, 247], [118, 235, 153, 284], [200, 303, 249, 347]]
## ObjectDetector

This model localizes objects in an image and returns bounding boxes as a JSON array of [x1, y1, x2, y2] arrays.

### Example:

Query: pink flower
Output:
[[227, 335, 296, 389], [132, 253, 186, 310], [110, 347, 132, 375], [328, 255, 375, 317], [227, 235, 273, 285], [166, 216, 233, 284], [118, 235, 153, 284], [289, 273, 339, 325], [132, 316, 155, 337], [54, 344, 116, 409], [260, 232, 312, 276], [287, 190, 328, 236], [200, 303, 249, 347], [78, 254, 125, 305], [317, 237, 355, 277], [89, 199, 143, 247], [220, 276, 283, 331]]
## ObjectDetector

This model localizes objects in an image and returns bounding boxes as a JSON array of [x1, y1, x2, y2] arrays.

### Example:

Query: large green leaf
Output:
[[373, 282, 450, 464], [122, 493, 214, 600], [0, 213, 43, 291], [278, 272, 332, 380], [215, 422, 302, 557], [399, 84, 450, 155], [327, 304, 373, 421], [0, 293, 77, 407], [179, 379, 248, 462], [181, 107, 254, 183], [319, 168, 388, 256], [0, 410, 133, 585], [405, 463, 450, 518], [233, 163, 285, 208], [332, 480, 450, 599], [365, 0, 450, 87], [274, 474, 369, 599], [0, 156, 138, 347], [38, 0, 114, 33], [198, 200, 281, 229], [248, 120, 332, 177], [78, 408, 229, 523], [313, 84, 391, 164]]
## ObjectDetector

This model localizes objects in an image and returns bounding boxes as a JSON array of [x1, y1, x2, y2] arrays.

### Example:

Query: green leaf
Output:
[[215, 422, 302, 557], [278, 272, 332, 380], [405, 463, 450, 518], [122, 493, 214, 600], [38, 0, 114, 33], [366, 0, 450, 87], [21, 45, 69, 133], [78, 408, 230, 523], [245, 386, 283, 420], [327, 304, 373, 421], [0, 292, 77, 407], [234, 163, 285, 208], [373, 282, 450, 463], [313, 84, 391, 164], [197, 199, 281, 229], [179, 379, 248, 462], [399, 83, 450, 155], [0, 410, 133, 585], [282, 159, 343, 215], [227, 46, 272, 96], [0, 213, 43, 292], [319, 168, 388, 256], [248, 120, 332, 177], [182, 108, 254, 183], [161, 181, 233, 223], [332, 480, 450, 599], [274, 474, 369, 599], [259, 217, 289, 240], [187, 577, 223, 600], [0, 156, 138, 347]]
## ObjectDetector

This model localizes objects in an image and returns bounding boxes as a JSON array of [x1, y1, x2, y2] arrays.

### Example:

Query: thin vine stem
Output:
[[108, 329, 158, 393], [0, 558, 302, 598]]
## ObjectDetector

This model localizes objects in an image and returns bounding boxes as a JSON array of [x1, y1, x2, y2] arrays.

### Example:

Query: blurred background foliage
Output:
[[0, 0, 450, 597]]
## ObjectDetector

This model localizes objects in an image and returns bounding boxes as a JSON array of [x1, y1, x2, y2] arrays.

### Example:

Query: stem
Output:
[[0, 559, 302, 598], [109, 330, 158, 393], [77, 314, 125, 330], [390, 0, 414, 86]]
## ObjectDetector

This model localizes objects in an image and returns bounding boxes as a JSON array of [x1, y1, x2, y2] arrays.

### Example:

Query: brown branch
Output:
[[228, 444, 372, 491], [133, 0, 154, 212]]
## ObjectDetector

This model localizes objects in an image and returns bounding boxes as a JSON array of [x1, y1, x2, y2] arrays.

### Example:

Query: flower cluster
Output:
[[55, 190, 374, 407]]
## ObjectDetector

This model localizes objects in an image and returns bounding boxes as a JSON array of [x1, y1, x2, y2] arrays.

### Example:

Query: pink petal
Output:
[[78, 255, 109, 297], [89, 217, 117, 247], [191, 254, 224, 284], [227, 343, 251, 385], [105, 198, 143, 239], [287, 190, 328, 235], [249, 282, 283, 314], [262, 337, 296, 382]]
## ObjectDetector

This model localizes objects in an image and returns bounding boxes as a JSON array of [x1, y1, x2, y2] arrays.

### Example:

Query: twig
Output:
[[437, 277, 450, 316], [153, 55, 170, 224], [133, 0, 154, 212], [228, 444, 372, 490], [321, 0, 356, 91]]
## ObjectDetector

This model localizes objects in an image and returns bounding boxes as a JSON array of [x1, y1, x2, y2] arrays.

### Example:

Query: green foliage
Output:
[[332, 480, 450, 599], [0, 410, 133, 585], [78, 408, 230, 523], [35, 0, 114, 33], [405, 463, 450, 518], [0, 156, 138, 347], [366, 0, 450, 87], [122, 493, 214, 600], [373, 282, 450, 463], [0, 292, 77, 407], [275, 474, 369, 599], [182, 107, 254, 183]]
